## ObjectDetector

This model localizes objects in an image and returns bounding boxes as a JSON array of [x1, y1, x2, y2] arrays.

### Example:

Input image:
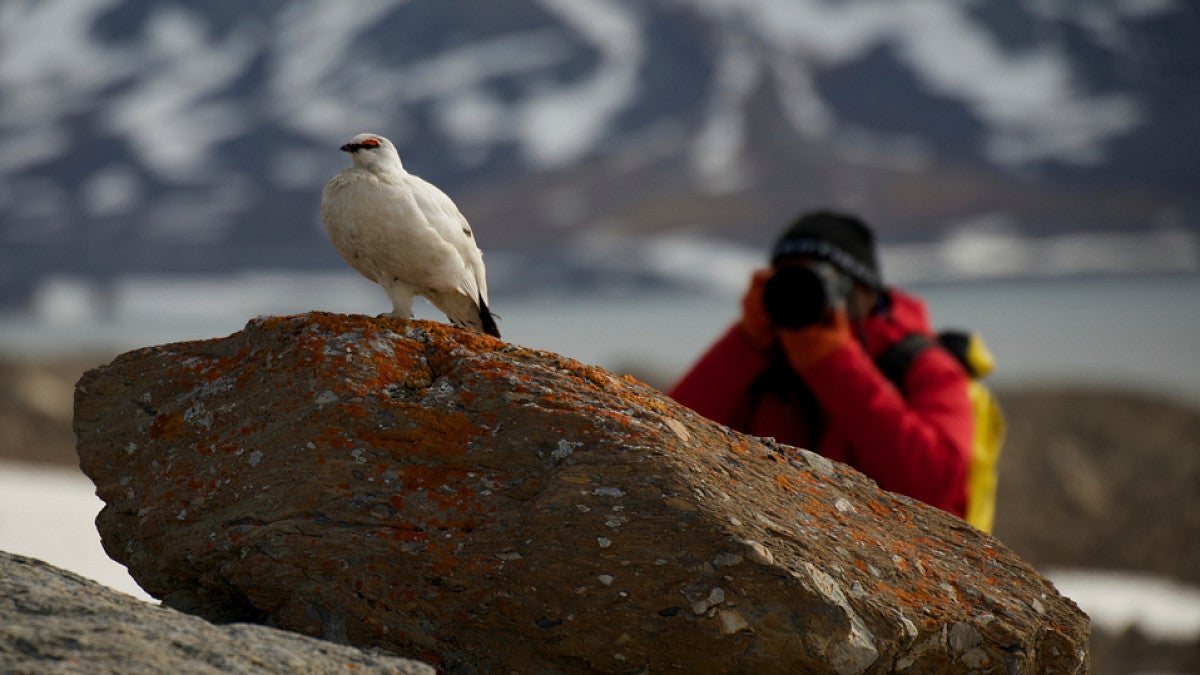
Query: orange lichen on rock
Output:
[[354, 406, 477, 461], [774, 474, 797, 492], [149, 411, 184, 441]]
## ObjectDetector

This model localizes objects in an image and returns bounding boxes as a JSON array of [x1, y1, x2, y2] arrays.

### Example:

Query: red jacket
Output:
[[669, 289, 972, 517]]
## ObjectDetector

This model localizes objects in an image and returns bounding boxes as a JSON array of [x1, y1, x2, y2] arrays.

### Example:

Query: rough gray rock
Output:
[[0, 550, 433, 674], [75, 312, 1091, 673]]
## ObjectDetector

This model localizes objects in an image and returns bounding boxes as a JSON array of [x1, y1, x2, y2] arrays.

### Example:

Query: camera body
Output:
[[762, 261, 853, 329]]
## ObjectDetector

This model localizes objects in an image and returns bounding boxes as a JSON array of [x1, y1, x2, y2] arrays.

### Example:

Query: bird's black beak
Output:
[[340, 143, 360, 153]]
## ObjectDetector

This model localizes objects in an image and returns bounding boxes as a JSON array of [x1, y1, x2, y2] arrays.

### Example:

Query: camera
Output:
[[762, 262, 853, 329]]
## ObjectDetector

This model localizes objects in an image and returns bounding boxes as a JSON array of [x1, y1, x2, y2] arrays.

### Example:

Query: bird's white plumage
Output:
[[320, 133, 499, 336]]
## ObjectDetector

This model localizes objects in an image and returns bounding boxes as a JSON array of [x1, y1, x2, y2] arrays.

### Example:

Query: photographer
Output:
[[668, 211, 973, 517]]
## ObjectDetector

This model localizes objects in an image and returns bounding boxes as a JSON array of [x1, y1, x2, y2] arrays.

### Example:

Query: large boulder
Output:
[[75, 312, 1089, 673], [0, 550, 433, 674]]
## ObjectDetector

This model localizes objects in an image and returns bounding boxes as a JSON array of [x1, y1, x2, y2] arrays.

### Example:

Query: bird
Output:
[[320, 132, 500, 338]]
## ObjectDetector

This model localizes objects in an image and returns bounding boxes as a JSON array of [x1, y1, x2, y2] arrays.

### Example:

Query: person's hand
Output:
[[778, 309, 852, 373], [739, 268, 776, 353]]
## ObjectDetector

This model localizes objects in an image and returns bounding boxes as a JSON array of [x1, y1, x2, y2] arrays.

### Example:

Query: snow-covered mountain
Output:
[[1, 0, 1197, 306]]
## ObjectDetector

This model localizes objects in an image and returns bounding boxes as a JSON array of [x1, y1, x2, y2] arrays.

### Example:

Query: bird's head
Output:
[[340, 133, 402, 172]]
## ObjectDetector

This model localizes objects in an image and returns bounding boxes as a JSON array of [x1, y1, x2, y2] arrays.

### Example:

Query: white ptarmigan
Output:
[[320, 132, 500, 337]]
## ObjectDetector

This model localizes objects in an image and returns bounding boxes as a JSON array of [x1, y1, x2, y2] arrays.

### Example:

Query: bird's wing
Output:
[[407, 175, 490, 305]]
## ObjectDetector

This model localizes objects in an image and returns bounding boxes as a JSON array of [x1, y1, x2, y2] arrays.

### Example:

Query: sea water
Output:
[[1, 272, 1197, 402]]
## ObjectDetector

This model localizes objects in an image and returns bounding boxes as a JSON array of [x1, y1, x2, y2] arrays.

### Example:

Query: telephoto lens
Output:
[[762, 263, 851, 329]]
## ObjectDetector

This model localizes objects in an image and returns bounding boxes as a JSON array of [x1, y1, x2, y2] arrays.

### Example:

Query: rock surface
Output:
[[0, 550, 433, 674], [75, 312, 1090, 673]]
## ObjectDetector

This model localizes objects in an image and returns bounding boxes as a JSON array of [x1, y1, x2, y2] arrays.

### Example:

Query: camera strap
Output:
[[874, 333, 934, 389]]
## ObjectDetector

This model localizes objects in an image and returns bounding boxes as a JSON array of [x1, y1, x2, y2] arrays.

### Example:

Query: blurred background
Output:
[[0, 1, 1197, 672]]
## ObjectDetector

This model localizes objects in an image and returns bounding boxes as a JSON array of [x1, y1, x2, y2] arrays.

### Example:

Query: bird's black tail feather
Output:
[[479, 295, 501, 338]]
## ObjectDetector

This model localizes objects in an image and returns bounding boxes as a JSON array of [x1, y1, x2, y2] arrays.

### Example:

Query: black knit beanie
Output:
[[770, 210, 883, 289]]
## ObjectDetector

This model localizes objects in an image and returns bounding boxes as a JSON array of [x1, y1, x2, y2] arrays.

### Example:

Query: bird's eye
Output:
[[360, 139, 380, 148]]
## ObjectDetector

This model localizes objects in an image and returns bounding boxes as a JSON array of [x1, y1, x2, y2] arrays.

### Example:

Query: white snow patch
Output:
[[1050, 569, 1200, 642], [388, 30, 571, 102], [434, 89, 506, 165], [82, 165, 144, 217], [103, 7, 257, 181], [0, 0, 137, 175], [637, 235, 764, 295], [0, 124, 71, 176], [29, 277, 106, 326], [270, 0, 407, 139], [0, 461, 152, 601], [691, 31, 759, 193], [516, 0, 644, 167], [882, 222, 1200, 285], [940, 215, 1035, 279]]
